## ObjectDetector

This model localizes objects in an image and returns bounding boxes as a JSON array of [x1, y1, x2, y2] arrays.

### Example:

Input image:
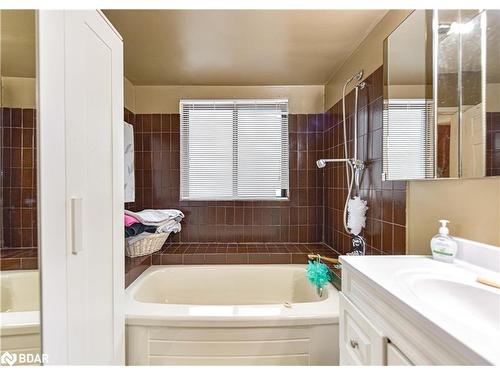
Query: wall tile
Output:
[[486, 112, 500, 176], [123, 65, 406, 280], [322, 66, 406, 255], [127, 110, 324, 244], [1, 107, 38, 269]]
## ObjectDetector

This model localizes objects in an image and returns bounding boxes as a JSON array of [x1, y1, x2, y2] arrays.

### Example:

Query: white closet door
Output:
[[461, 103, 485, 178], [38, 10, 124, 364]]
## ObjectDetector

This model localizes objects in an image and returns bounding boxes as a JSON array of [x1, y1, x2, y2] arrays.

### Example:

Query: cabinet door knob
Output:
[[350, 339, 359, 349]]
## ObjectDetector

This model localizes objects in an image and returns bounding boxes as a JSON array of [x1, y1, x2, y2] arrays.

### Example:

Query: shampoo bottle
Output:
[[430, 220, 457, 263]]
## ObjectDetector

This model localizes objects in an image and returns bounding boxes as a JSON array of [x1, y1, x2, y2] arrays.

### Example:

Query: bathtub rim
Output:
[[0, 269, 40, 332], [125, 264, 340, 327], [0, 313, 40, 336]]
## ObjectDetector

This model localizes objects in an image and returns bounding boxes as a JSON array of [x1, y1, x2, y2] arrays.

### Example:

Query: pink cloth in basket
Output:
[[124, 214, 139, 227]]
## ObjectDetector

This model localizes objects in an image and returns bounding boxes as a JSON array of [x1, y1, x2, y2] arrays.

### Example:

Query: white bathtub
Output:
[[0, 270, 40, 365], [125, 265, 340, 365]]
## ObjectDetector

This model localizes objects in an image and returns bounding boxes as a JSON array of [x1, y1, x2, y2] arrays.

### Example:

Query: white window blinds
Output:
[[383, 99, 435, 180], [180, 99, 289, 200]]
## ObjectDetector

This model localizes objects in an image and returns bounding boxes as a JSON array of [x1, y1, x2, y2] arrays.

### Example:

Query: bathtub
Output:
[[0, 270, 40, 365], [125, 265, 339, 365]]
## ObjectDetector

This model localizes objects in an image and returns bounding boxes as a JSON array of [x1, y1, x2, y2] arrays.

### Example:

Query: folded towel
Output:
[[125, 209, 184, 226], [157, 220, 182, 234], [125, 223, 158, 238], [124, 214, 139, 227]]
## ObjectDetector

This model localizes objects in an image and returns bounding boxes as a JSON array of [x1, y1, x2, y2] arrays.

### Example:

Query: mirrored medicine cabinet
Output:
[[383, 9, 500, 180]]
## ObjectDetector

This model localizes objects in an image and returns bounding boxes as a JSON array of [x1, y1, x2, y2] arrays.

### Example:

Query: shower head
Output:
[[345, 70, 364, 86], [316, 159, 327, 168]]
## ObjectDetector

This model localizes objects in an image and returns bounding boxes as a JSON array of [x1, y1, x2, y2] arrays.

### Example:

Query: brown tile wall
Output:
[[322, 67, 407, 255], [0, 107, 38, 270], [127, 111, 324, 243], [152, 243, 335, 266], [0, 248, 38, 270], [486, 112, 500, 177], [123, 67, 408, 284], [125, 252, 152, 288]]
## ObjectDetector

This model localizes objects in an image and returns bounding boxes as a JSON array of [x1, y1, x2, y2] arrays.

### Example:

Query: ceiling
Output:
[[4, 10, 500, 86], [103, 10, 388, 86]]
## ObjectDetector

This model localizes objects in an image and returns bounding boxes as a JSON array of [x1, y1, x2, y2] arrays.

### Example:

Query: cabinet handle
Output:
[[350, 339, 359, 349], [71, 198, 83, 254]]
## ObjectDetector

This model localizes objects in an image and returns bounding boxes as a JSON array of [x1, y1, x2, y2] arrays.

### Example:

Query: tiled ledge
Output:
[[0, 248, 38, 270], [125, 253, 152, 288], [125, 242, 340, 287]]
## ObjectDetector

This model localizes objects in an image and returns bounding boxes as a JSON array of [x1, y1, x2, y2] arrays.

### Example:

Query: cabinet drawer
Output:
[[339, 293, 386, 365]]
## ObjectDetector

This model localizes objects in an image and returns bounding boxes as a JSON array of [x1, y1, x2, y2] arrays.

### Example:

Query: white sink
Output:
[[341, 240, 500, 364], [407, 276, 500, 332], [396, 270, 500, 331]]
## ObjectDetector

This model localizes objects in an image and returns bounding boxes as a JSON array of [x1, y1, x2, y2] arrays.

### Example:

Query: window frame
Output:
[[179, 99, 289, 201]]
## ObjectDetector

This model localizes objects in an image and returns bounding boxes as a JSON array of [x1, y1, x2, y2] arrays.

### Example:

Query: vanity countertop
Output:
[[340, 255, 500, 365]]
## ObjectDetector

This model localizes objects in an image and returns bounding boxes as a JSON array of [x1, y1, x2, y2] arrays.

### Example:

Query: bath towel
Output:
[[124, 121, 135, 202], [124, 209, 184, 225], [157, 220, 182, 234], [125, 223, 158, 238], [124, 214, 139, 227]]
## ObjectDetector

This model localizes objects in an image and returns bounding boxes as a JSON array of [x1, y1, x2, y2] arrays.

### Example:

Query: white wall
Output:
[[487, 83, 500, 112], [388, 84, 427, 99], [325, 10, 412, 109], [1, 76, 36, 108], [125, 81, 324, 114], [407, 178, 500, 253], [124, 77, 135, 112]]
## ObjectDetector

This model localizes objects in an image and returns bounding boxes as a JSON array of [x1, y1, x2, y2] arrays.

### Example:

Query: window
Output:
[[180, 99, 289, 200], [383, 99, 434, 180]]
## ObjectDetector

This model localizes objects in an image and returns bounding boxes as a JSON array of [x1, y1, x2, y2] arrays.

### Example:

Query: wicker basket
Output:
[[125, 232, 170, 258]]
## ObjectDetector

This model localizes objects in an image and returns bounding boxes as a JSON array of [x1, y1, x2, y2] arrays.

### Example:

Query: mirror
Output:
[[486, 10, 500, 177], [459, 11, 485, 178], [384, 9, 498, 180], [0, 10, 41, 363], [383, 10, 434, 180], [436, 10, 461, 178]]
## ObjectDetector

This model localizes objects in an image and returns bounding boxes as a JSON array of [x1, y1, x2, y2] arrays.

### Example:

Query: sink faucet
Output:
[[307, 236, 366, 270]]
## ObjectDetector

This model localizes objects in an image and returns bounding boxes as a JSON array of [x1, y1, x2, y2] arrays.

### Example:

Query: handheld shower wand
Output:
[[341, 71, 365, 234], [317, 70, 368, 256]]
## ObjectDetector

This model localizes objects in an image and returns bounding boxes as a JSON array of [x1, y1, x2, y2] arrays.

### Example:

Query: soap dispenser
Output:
[[430, 219, 457, 263]]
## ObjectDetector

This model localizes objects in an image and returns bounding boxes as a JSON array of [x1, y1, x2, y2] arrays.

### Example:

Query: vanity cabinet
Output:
[[339, 266, 472, 365], [339, 294, 386, 365], [339, 294, 412, 365]]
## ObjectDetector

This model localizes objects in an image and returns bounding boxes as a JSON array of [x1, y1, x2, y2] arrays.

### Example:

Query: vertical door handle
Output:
[[71, 198, 83, 254]]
